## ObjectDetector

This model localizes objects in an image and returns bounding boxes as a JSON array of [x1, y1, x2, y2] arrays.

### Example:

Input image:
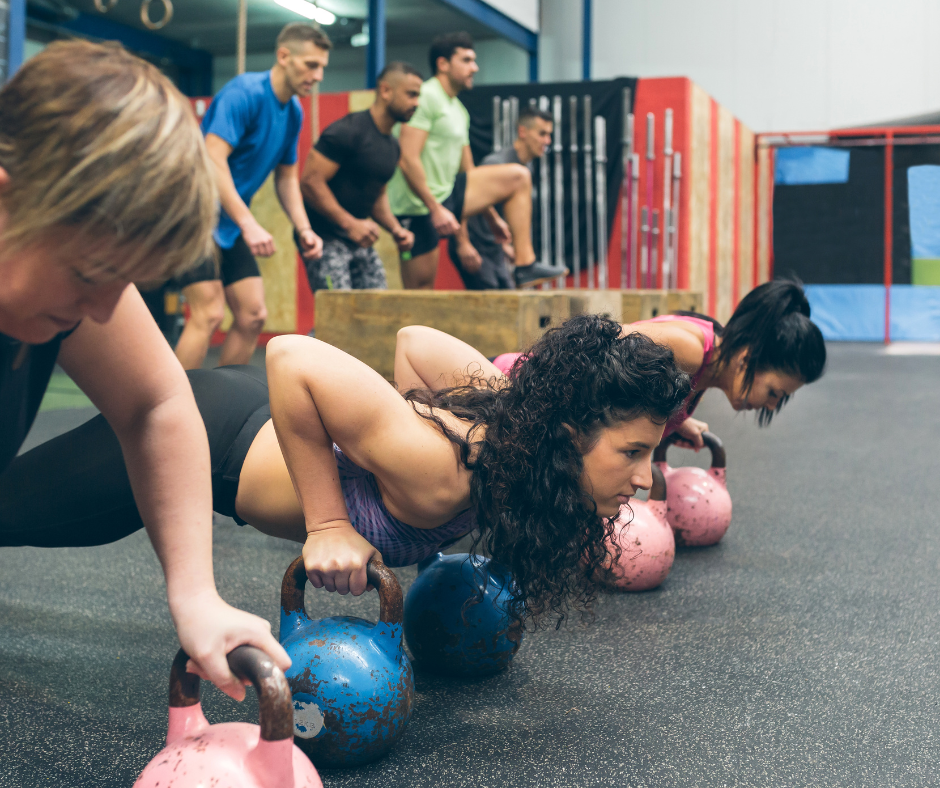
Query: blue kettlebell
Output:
[[403, 552, 523, 676], [279, 556, 414, 768]]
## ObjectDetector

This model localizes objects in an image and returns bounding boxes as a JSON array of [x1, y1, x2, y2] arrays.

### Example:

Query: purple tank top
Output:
[[633, 315, 716, 437], [334, 445, 475, 567]]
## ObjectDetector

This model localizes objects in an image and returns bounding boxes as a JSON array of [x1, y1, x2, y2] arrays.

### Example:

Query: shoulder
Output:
[[418, 78, 444, 109], [219, 72, 266, 101], [626, 320, 706, 375]]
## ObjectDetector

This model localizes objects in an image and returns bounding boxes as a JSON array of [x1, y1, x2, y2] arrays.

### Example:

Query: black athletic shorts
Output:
[[397, 172, 468, 258], [0, 366, 271, 547], [177, 234, 261, 288]]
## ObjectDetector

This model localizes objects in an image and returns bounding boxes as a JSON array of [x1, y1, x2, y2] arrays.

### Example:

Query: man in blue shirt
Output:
[[175, 23, 328, 369]]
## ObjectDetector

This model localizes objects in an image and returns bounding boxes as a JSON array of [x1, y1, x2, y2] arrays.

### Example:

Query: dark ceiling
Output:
[[32, 0, 502, 56]]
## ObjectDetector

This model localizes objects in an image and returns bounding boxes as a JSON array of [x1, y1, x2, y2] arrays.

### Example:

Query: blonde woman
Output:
[[0, 41, 288, 697]]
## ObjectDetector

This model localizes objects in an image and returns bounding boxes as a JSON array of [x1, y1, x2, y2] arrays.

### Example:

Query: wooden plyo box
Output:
[[569, 290, 703, 323], [665, 290, 704, 314], [315, 290, 570, 380]]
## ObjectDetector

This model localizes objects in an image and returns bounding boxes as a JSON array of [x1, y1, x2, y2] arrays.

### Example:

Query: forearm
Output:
[[371, 192, 402, 233], [399, 155, 439, 212], [117, 392, 217, 610], [275, 172, 313, 233], [212, 157, 254, 229], [455, 220, 471, 246]]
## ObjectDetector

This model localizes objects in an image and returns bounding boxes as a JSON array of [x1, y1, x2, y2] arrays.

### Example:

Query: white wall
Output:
[[486, 0, 540, 32], [538, 0, 582, 83], [546, 0, 940, 131]]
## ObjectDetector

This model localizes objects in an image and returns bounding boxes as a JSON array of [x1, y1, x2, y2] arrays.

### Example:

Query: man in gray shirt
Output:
[[449, 106, 553, 289]]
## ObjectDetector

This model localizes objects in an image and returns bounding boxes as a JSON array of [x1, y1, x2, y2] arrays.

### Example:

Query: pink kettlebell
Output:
[[134, 646, 322, 788], [601, 464, 675, 591], [653, 430, 732, 547]]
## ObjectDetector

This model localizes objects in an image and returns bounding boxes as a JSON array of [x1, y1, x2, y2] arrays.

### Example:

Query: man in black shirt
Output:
[[299, 62, 420, 291], [450, 105, 554, 289]]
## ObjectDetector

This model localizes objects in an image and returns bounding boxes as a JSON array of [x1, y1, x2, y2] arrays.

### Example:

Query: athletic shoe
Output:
[[514, 261, 569, 289]]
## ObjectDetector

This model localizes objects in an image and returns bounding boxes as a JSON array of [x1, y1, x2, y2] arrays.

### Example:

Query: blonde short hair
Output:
[[0, 40, 217, 281]]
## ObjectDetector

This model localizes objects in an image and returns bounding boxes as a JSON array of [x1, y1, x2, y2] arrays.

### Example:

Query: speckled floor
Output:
[[2, 343, 939, 787]]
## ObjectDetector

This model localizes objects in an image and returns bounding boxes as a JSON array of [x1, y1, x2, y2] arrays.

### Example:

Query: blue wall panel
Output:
[[889, 285, 940, 341], [805, 284, 940, 341], [804, 285, 885, 341]]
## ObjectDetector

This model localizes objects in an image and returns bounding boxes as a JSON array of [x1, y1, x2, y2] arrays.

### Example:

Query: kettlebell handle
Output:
[[168, 646, 294, 741], [648, 462, 666, 502], [653, 430, 726, 468], [281, 555, 404, 626]]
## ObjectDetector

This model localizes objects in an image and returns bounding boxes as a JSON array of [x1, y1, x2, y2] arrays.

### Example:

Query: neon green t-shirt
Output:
[[387, 76, 470, 217]]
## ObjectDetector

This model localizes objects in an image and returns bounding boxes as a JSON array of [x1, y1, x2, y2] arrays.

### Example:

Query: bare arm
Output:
[[627, 320, 708, 447], [397, 125, 437, 211], [394, 325, 505, 392], [266, 335, 468, 594], [275, 162, 323, 259], [205, 133, 275, 257], [371, 188, 414, 252], [452, 219, 482, 273], [59, 287, 289, 698], [398, 125, 460, 236]]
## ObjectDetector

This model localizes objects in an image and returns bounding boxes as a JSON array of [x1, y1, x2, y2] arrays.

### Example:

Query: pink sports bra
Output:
[[491, 314, 716, 438]]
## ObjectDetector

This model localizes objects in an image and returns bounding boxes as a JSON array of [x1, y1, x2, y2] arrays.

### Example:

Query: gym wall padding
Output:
[[804, 285, 885, 342], [756, 146, 774, 286], [716, 105, 736, 323], [907, 165, 940, 285], [738, 125, 756, 301], [805, 284, 940, 342], [774, 147, 850, 185], [688, 82, 711, 307], [773, 144, 940, 289]]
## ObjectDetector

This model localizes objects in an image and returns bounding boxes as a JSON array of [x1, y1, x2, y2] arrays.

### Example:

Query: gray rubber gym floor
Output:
[[2, 342, 938, 787]]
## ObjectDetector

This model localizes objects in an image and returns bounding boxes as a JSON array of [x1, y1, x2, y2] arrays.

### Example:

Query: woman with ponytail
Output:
[[491, 280, 827, 449]]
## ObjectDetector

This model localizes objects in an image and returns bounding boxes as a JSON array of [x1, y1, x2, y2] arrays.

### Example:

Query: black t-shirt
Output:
[[0, 330, 69, 474], [305, 109, 401, 240]]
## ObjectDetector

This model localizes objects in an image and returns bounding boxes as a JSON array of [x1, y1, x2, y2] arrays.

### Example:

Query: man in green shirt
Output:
[[388, 32, 567, 289]]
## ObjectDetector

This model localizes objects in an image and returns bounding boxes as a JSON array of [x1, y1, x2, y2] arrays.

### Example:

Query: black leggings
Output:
[[0, 366, 271, 548]]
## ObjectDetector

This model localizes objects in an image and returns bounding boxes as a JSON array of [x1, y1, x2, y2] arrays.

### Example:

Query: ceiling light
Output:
[[273, 0, 336, 25], [351, 22, 369, 47]]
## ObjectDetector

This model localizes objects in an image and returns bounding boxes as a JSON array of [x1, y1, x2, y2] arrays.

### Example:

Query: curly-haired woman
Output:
[[2, 315, 690, 624], [493, 280, 828, 450]]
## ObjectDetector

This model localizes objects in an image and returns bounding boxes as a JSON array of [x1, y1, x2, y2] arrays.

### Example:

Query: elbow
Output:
[[265, 334, 310, 371]]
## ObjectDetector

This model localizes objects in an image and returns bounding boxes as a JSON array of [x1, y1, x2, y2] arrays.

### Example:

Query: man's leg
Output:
[[312, 238, 355, 291], [397, 215, 441, 289], [219, 276, 267, 366], [463, 164, 536, 266], [175, 278, 225, 370], [350, 247, 388, 290], [401, 247, 439, 289]]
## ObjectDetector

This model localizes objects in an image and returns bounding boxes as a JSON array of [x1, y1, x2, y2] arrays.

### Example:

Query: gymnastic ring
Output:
[[141, 0, 173, 30], [94, 0, 119, 12]]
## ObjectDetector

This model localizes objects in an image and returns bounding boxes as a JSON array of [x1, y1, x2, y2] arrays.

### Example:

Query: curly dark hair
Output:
[[403, 314, 691, 628]]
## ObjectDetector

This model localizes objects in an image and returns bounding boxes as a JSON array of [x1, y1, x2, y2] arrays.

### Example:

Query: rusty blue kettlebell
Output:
[[403, 552, 523, 676], [278, 556, 414, 768]]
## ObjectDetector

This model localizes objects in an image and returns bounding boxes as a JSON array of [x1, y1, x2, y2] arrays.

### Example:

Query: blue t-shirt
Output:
[[202, 71, 303, 248]]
